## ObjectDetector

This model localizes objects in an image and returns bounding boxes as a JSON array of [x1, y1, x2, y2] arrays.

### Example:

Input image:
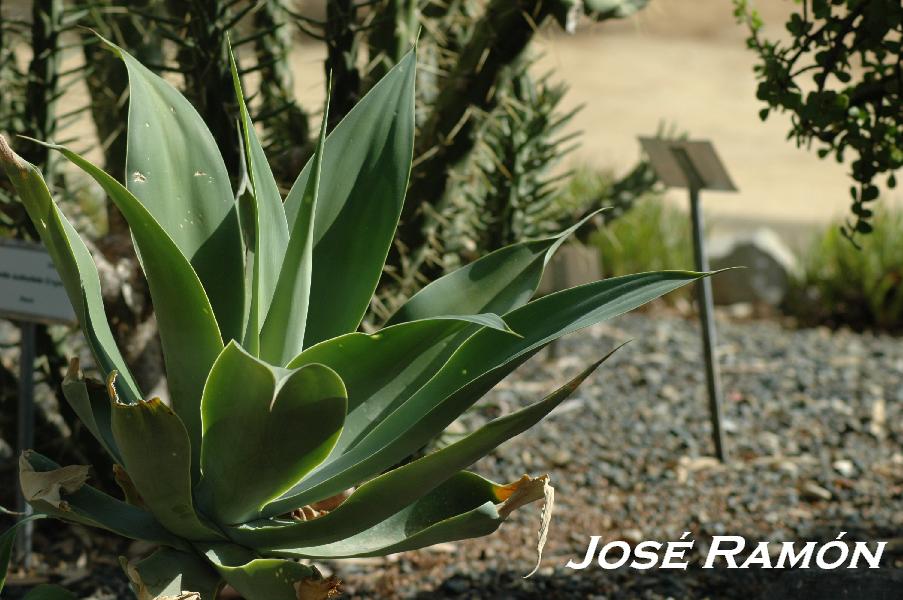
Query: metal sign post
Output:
[[0, 239, 76, 567], [638, 138, 738, 462]]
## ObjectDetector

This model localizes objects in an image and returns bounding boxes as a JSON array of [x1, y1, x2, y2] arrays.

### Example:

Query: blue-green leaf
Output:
[[1, 513, 46, 592], [259, 89, 329, 365], [287, 314, 515, 458], [0, 136, 140, 403], [284, 50, 416, 347], [121, 548, 222, 600], [198, 343, 347, 524], [245, 473, 523, 559], [110, 40, 246, 343], [111, 396, 222, 540], [46, 143, 224, 477], [241, 357, 605, 545], [387, 211, 604, 325], [265, 271, 703, 511], [202, 544, 325, 600], [20, 452, 185, 549], [229, 46, 288, 355], [61, 361, 121, 464]]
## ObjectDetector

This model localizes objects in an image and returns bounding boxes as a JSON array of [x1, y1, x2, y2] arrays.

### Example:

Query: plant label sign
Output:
[[0, 239, 76, 324]]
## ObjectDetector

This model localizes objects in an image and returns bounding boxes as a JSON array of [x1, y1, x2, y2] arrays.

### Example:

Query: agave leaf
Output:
[[1, 513, 46, 592], [267, 271, 702, 511], [202, 544, 326, 600], [107, 39, 246, 342], [258, 89, 329, 365], [387, 210, 605, 325], [111, 396, 221, 541], [21, 584, 78, 600], [246, 356, 605, 540], [61, 359, 122, 464], [121, 548, 222, 600], [284, 51, 416, 347], [0, 137, 141, 403], [21, 452, 185, 549], [243, 472, 548, 559], [198, 343, 347, 524], [228, 48, 288, 355], [287, 314, 517, 456], [44, 143, 224, 477]]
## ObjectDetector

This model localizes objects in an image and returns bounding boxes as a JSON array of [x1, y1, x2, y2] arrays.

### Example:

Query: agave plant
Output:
[[0, 38, 705, 599]]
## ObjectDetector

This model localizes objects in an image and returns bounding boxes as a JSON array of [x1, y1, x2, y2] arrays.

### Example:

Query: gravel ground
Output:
[[4, 312, 902, 599], [332, 312, 903, 599]]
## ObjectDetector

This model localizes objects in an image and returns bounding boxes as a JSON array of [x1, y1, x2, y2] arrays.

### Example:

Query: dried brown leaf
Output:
[[19, 453, 90, 509], [294, 575, 341, 600], [493, 474, 555, 578]]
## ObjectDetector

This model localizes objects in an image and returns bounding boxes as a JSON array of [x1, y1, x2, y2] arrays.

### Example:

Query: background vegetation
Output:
[[787, 207, 903, 332]]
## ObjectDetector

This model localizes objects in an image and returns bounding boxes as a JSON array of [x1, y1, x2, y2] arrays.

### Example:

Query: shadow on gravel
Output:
[[408, 524, 903, 600], [417, 567, 903, 600]]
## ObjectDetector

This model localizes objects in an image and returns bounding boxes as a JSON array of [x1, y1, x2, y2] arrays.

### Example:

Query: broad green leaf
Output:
[[22, 585, 78, 600], [0, 136, 140, 403], [61, 360, 121, 464], [202, 544, 324, 600], [1, 513, 46, 592], [21, 452, 185, 549], [242, 357, 604, 543], [246, 472, 528, 559], [387, 211, 604, 325], [198, 343, 347, 524], [111, 396, 221, 541], [267, 271, 703, 511], [259, 91, 329, 365], [121, 548, 222, 600], [229, 47, 288, 355], [287, 314, 515, 457], [46, 143, 224, 476], [110, 40, 246, 342], [284, 51, 416, 346]]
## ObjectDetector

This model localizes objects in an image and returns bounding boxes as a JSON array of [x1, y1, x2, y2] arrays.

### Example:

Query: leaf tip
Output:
[[0, 134, 26, 174], [64, 357, 81, 383], [492, 474, 556, 578]]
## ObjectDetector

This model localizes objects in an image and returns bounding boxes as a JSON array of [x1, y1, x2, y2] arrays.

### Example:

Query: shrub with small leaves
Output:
[[734, 0, 903, 241], [786, 207, 903, 331]]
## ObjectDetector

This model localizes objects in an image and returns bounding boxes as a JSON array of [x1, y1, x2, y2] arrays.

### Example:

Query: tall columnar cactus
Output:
[[0, 40, 704, 599]]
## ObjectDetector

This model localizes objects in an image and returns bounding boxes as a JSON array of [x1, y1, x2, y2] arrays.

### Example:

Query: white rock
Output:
[[708, 228, 799, 306], [832, 459, 856, 478]]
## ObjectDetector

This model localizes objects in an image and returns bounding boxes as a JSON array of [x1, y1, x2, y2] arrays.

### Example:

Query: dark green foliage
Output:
[[734, 0, 903, 242], [440, 61, 579, 270], [787, 208, 903, 331]]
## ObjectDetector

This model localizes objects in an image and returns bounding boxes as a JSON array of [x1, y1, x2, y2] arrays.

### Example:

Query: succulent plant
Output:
[[0, 39, 704, 599]]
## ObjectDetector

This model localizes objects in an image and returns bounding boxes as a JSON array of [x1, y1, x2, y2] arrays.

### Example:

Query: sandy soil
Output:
[[530, 0, 902, 235]]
